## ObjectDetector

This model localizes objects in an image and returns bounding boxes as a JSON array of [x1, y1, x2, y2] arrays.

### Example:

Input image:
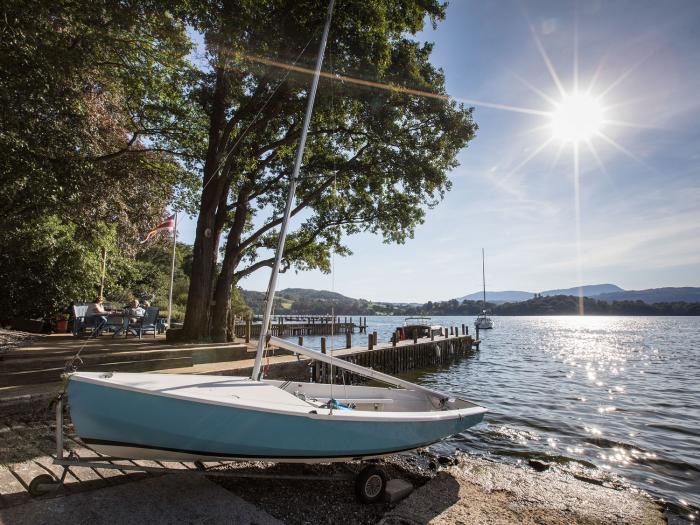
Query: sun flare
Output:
[[551, 93, 603, 142]]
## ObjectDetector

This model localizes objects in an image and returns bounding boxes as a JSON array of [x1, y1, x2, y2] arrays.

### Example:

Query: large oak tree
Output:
[[180, 0, 477, 341]]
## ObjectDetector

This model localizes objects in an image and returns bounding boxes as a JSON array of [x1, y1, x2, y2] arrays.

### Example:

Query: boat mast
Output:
[[252, 0, 335, 381], [482, 248, 486, 312]]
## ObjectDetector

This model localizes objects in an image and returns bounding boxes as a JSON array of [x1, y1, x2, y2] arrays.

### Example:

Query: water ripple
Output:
[[286, 315, 700, 515]]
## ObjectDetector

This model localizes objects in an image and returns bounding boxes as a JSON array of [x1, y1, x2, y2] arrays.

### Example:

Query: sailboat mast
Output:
[[252, 0, 335, 381], [482, 248, 486, 309]]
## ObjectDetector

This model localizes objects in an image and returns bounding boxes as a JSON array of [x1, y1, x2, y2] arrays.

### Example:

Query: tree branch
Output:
[[232, 215, 376, 282], [90, 133, 139, 161], [237, 176, 336, 252], [237, 142, 371, 251]]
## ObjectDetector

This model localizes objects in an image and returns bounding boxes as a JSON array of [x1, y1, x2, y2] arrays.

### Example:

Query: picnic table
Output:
[[105, 310, 139, 337], [73, 305, 161, 338]]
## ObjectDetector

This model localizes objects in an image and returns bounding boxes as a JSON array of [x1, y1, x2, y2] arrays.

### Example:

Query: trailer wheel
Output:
[[28, 474, 57, 497], [355, 465, 387, 503]]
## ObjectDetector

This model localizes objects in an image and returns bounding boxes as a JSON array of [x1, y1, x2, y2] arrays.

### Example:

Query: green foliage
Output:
[[0, 1, 198, 320], [135, 242, 194, 322], [494, 295, 700, 316], [230, 287, 253, 319], [1, 1, 480, 329], [0, 0, 198, 235], [197, 0, 478, 278], [0, 216, 103, 319]]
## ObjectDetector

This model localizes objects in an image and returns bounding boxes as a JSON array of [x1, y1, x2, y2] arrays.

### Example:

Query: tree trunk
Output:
[[210, 252, 240, 342], [182, 66, 229, 341], [210, 189, 250, 342]]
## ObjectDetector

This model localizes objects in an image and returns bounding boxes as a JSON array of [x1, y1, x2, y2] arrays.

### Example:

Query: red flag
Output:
[[141, 214, 175, 243]]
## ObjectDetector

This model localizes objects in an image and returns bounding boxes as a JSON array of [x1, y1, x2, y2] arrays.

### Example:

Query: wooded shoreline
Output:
[[241, 291, 700, 317]]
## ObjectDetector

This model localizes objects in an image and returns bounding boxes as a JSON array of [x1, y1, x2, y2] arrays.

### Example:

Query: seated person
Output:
[[85, 296, 108, 329], [126, 299, 145, 325]]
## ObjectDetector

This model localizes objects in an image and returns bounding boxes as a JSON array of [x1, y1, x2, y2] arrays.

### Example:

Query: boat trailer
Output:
[[28, 395, 392, 504]]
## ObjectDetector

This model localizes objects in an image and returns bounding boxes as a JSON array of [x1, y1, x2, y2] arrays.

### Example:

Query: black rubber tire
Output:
[[355, 465, 387, 504], [28, 474, 56, 497]]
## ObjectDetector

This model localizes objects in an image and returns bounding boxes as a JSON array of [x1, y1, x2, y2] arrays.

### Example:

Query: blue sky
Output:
[[176, 0, 700, 303]]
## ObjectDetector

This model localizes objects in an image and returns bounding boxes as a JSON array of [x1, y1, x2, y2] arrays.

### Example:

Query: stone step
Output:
[[0, 356, 194, 387], [1, 345, 250, 373], [5, 340, 247, 359], [0, 382, 63, 417]]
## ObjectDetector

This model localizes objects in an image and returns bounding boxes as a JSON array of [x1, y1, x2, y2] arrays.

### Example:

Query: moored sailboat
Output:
[[475, 248, 494, 329]]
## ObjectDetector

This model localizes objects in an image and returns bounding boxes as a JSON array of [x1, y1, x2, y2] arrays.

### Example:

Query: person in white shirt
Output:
[[127, 299, 145, 324], [86, 296, 107, 318], [85, 296, 108, 333]]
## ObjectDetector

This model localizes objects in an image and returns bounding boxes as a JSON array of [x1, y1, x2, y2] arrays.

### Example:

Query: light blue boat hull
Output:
[[67, 378, 485, 461]]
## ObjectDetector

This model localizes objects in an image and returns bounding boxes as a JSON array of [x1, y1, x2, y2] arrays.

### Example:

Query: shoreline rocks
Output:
[[380, 455, 665, 525]]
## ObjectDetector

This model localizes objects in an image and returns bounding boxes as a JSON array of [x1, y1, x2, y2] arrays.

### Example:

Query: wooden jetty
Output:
[[155, 330, 480, 387], [310, 324, 479, 385], [232, 315, 369, 339]]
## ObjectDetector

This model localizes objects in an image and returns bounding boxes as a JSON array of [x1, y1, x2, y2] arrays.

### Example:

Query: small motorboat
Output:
[[397, 316, 444, 340], [475, 312, 494, 330]]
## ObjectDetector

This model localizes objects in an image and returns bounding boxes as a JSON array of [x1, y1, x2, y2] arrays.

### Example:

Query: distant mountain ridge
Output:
[[457, 290, 535, 303], [595, 287, 700, 304], [239, 285, 700, 316], [540, 284, 623, 297], [457, 284, 623, 303], [242, 285, 700, 308]]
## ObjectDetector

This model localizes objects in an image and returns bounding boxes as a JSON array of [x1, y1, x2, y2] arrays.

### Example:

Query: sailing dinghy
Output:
[[67, 369, 486, 462], [65, 0, 486, 472]]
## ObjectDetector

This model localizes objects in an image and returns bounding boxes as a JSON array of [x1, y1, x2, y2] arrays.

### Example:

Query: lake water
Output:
[[282, 315, 700, 517]]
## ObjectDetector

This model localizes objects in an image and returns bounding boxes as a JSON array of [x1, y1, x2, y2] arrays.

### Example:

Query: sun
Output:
[[550, 93, 604, 143]]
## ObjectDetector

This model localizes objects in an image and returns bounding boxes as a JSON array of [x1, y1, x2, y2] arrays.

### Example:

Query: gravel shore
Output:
[[381, 454, 665, 525], [210, 451, 666, 525]]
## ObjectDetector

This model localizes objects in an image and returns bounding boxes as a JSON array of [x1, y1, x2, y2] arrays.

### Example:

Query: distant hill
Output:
[[495, 294, 700, 316], [239, 285, 700, 316], [457, 290, 534, 303], [457, 284, 623, 304], [278, 288, 351, 301], [540, 284, 623, 297], [596, 287, 700, 303]]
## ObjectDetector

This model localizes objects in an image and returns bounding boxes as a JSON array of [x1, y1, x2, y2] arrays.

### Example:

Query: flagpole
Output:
[[167, 212, 178, 331]]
